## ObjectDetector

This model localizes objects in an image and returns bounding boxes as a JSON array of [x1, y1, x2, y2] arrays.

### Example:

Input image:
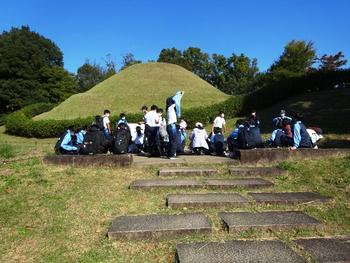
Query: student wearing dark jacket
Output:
[[291, 112, 312, 150]]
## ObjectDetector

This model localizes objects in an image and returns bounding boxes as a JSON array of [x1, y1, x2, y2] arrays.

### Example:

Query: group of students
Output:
[[56, 91, 187, 159], [56, 90, 321, 158]]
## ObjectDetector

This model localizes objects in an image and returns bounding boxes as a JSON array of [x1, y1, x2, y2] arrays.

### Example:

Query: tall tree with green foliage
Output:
[[76, 54, 116, 92], [157, 48, 183, 65], [157, 47, 259, 95], [269, 40, 316, 77], [210, 53, 259, 94], [0, 26, 76, 113], [76, 61, 106, 93], [318, 51, 347, 71]]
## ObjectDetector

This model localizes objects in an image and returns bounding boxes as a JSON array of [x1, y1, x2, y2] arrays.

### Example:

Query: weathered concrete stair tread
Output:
[[219, 211, 320, 232], [237, 148, 350, 164], [229, 167, 286, 176], [130, 178, 273, 189], [43, 154, 133, 167], [108, 213, 211, 240], [205, 178, 273, 188], [176, 240, 306, 263], [129, 179, 203, 189], [295, 237, 350, 263], [249, 192, 330, 204], [166, 193, 250, 208], [158, 168, 218, 177]]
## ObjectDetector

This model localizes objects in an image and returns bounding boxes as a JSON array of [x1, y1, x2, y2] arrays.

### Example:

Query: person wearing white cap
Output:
[[189, 122, 209, 155]]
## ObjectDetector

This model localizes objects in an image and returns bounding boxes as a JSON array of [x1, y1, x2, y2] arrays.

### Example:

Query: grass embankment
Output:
[[1, 126, 349, 262], [36, 62, 229, 120]]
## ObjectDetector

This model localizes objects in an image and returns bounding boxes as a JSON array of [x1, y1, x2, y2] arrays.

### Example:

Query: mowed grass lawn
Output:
[[1, 126, 350, 262]]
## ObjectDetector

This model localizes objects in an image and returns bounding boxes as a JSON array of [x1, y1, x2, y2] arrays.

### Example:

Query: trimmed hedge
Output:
[[5, 70, 350, 138]]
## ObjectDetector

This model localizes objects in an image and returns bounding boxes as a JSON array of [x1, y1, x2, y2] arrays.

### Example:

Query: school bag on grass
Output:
[[112, 123, 131, 154], [80, 126, 106, 155], [94, 115, 104, 131]]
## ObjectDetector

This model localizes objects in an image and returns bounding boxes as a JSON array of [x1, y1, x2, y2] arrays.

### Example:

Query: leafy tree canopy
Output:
[[0, 26, 76, 113]]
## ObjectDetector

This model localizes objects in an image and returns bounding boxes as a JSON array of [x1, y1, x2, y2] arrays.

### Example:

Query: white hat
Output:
[[179, 120, 187, 129], [195, 122, 203, 128]]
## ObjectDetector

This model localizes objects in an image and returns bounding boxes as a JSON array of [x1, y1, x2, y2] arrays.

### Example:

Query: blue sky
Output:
[[1, 0, 349, 73]]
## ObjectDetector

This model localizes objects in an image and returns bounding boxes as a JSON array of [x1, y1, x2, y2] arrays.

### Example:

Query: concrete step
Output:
[[236, 148, 350, 164], [43, 154, 133, 167], [166, 193, 250, 208], [229, 167, 287, 177], [176, 239, 306, 263], [219, 211, 321, 232], [130, 178, 273, 190], [295, 236, 350, 263], [108, 212, 211, 240], [248, 192, 330, 204], [129, 179, 203, 189], [205, 178, 273, 189], [158, 168, 218, 177]]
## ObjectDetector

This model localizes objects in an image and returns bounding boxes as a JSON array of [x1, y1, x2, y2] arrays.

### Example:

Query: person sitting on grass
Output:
[[189, 122, 209, 155], [59, 127, 79, 154], [116, 113, 128, 126], [273, 109, 292, 128], [76, 126, 88, 145], [227, 119, 244, 154], [291, 112, 313, 150], [272, 118, 294, 147]]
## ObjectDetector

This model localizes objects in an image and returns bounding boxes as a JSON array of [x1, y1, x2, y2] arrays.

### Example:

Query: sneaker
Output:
[[168, 156, 177, 160]]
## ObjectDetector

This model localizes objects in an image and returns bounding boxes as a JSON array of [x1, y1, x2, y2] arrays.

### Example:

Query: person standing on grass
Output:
[[212, 111, 226, 133], [166, 91, 184, 159], [103, 109, 112, 139], [144, 104, 160, 156]]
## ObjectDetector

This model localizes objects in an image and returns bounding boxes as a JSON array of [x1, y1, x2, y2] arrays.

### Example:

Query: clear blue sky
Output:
[[1, 0, 349, 73]]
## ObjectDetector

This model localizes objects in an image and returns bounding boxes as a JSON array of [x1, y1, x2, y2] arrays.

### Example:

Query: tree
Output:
[[156, 47, 259, 95], [103, 53, 117, 78], [0, 26, 76, 113], [318, 51, 347, 71], [40, 66, 77, 103], [269, 40, 316, 77], [120, 53, 141, 70], [182, 47, 211, 80], [76, 61, 106, 92], [212, 53, 259, 95], [157, 48, 183, 65]]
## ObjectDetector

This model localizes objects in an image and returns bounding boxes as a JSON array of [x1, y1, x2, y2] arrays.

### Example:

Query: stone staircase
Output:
[[107, 166, 349, 262]]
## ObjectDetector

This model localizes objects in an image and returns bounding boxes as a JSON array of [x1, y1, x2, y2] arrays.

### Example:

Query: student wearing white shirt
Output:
[[212, 111, 226, 133], [103, 109, 111, 139], [144, 105, 161, 156]]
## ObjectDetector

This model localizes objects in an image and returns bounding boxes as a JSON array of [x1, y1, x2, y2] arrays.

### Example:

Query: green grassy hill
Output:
[[36, 62, 229, 120]]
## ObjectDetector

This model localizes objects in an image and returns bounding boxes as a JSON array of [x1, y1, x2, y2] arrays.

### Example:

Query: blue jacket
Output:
[[76, 130, 86, 144], [172, 91, 184, 118], [227, 125, 244, 140], [60, 130, 78, 151], [293, 121, 312, 148]]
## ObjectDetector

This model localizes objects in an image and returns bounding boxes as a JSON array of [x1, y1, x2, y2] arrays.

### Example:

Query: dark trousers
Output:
[[167, 123, 178, 157]]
